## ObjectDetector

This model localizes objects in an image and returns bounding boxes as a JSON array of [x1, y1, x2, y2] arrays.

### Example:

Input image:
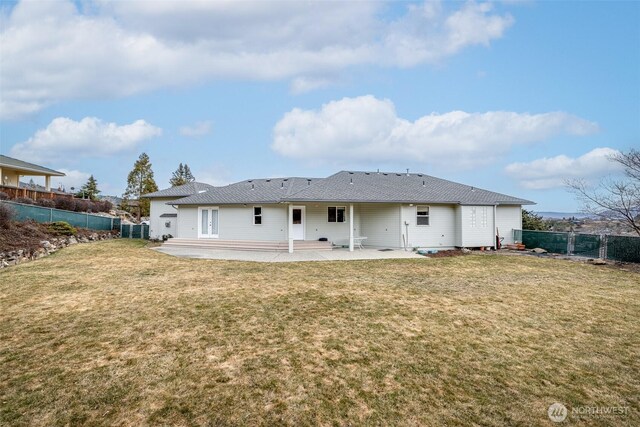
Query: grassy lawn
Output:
[[1, 240, 638, 426]]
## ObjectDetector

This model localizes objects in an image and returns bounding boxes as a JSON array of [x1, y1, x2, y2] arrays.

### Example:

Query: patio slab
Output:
[[151, 246, 425, 262]]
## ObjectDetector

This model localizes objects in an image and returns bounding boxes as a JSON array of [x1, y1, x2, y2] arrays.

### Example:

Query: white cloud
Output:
[[271, 95, 599, 169], [55, 169, 91, 192], [290, 77, 333, 95], [504, 147, 622, 189], [10, 117, 162, 164], [383, 1, 514, 67], [1, 0, 514, 118], [180, 121, 213, 138], [194, 167, 232, 187]]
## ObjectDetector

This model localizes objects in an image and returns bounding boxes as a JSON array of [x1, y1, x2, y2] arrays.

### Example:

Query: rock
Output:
[[462, 248, 472, 254], [68, 236, 78, 245], [40, 240, 53, 249], [588, 258, 607, 265], [531, 248, 547, 254]]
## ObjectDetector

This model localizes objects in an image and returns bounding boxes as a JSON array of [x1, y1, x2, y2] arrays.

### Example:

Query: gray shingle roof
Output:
[[171, 177, 318, 205], [286, 171, 533, 205], [143, 182, 215, 198], [0, 155, 65, 176], [170, 171, 533, 206]]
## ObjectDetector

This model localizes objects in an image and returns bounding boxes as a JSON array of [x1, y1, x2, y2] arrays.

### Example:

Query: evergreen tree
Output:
[[169, 163, 196, 187], [123, 153, 158, 220], [77, 175, 100, 200], [522, 209, 548, 231]]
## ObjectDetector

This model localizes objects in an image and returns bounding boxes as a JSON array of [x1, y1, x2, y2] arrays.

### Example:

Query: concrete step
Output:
[[163, 238, 333, 251]]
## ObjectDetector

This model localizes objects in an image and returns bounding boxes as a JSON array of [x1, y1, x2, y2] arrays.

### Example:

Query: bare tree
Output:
[[566, 149, 640, 236]]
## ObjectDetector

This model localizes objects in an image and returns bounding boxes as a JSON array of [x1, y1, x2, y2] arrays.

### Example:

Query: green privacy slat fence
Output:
[[516, 230, 640, 263], [120, 224, 149, 239], [573, 233, 601, 258], [606, 235, 640, 263], [2, 201, 118, 231], [522, 230, 570, 254]]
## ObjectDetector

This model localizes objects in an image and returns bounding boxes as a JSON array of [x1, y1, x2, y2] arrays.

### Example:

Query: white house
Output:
[[145, 171, 533, 252], [145, 182, 214, 239]]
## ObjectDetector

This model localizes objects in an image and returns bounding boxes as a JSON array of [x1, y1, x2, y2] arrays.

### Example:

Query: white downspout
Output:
[[288, 204, 294, 253], [349, 203, 354, 252], [493, 204, 497, 249]]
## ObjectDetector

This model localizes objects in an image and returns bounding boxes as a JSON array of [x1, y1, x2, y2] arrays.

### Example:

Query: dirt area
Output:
[[423, 249, 468, 258], [0, 220, 118, 253]]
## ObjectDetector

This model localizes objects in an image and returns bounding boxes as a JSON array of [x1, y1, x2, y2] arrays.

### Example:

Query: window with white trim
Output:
[[253, 206, 262, 225], [328, 206, 346, 223], [416, 205, 430, 226]]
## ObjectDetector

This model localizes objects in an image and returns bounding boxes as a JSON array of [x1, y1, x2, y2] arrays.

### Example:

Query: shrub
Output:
[[36, 199, 56, 208], [0, 191, 8, 200], [14, 197, 34, 205], [55, 197, 76, 211], [96, 200, 113, 212], [0, 203, 14, 229], [74, 199, 89, 212], [47, 221, 77, 236]]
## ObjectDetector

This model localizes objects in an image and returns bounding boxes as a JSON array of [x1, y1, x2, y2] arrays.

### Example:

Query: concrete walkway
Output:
[[151, 246, 425, 262]]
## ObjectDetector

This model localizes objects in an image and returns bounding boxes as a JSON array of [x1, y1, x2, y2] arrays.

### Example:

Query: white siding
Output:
[[304, 203, 361, 245], [457, 205, 495, 247], [149, 198, 179, 239], [176, 205, 287, 240], [400, 204, 457, 249], [454, 206, 463, 247], [176, 206, 198, 238], [219, 205, 287, 241], [496, 205, 522, 245], [360, 204, 402, 248]]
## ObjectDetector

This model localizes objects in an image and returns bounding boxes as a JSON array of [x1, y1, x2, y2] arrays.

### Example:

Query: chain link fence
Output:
[[514, 229, 640, 263], [2, 200, 120, 231]]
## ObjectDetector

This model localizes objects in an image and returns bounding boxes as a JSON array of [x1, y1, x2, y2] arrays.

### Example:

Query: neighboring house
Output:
[[19, 181, 68, 196], [144, 182, 215, 239], [0, 155, 67, 200], [145, 171, 534, 252]]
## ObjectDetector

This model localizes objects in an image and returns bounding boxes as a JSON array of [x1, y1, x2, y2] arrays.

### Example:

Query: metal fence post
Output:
[[602, 235, 608, 260], [567, 232, 574, 256]]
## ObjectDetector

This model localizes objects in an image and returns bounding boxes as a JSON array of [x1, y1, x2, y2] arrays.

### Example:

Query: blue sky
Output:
[[1, 0, 638, 211]]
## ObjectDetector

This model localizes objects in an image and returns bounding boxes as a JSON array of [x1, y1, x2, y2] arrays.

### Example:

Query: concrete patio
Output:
[[151, 246, 425, 262]]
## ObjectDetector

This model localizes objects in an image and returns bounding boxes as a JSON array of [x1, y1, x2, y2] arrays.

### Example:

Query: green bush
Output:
[[47, 221, 77, 236]]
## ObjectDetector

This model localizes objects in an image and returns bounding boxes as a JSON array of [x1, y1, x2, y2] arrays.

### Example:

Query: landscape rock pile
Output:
[[0, 231, 118, 268]]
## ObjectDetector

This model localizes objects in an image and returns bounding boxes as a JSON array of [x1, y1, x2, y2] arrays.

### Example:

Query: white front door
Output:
[[198, 207, 219, 238], [292, 206, 305, 240]]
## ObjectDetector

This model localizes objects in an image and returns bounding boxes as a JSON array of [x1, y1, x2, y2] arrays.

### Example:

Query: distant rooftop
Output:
[[0, 155, 65, 176]]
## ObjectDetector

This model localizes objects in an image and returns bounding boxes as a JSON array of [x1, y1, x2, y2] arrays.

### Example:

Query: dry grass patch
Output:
[[1, 240, 638, 426]]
